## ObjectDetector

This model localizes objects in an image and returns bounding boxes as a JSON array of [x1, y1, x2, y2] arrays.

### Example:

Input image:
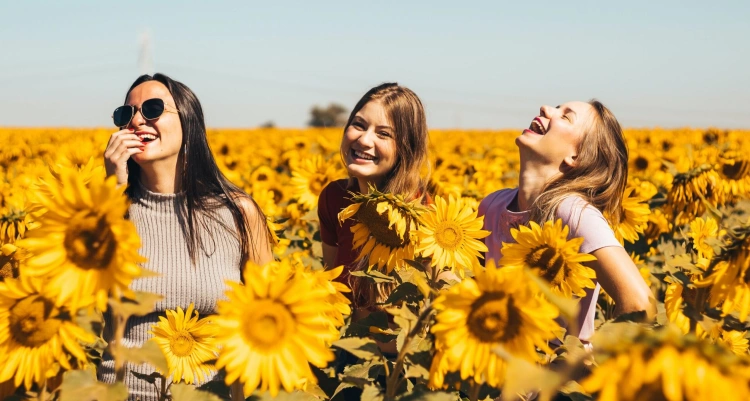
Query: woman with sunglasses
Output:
[[100, 73, 273, 399]]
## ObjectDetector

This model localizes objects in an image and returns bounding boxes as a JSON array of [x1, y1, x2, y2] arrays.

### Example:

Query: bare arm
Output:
[[322, 242, 338, 269], [587, 246, 655, 319], [238, 197, 274, 267]]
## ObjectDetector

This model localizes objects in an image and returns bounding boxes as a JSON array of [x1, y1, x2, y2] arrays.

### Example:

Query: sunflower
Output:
[[688, 217, 719, 259], [0, 202, 34, 244], [717, 149, 750, 199], [149, 303, 218, 385], [429, 262, 560, 388], [16, 166, 145, 311], [697, 223, 750, 320], [0, 276, 95, 390], [643, 208, 670, 244], [666, 164, 725, 226], [581, 324, 750, 401], [664, 282, 711, 337], [715, 329, 749, 356], [499, 219, 597, 298], [416, 195, 489, 277], [338, 187, 426, 273], [213, 259, 341, 397], [606, 186, 650, 245], [289, 155, 344, 210]]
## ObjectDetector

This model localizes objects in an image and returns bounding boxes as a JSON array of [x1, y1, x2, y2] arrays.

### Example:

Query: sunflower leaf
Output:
[[381, 282, 423, 305], [119, 341, 169, 375], [524, 271, 579, 322], [333, 337, 384, 361], [350, 270, 397, 284], [361, 384, 384, 401], [59, 370, 129, 401], [108, 291, 163, 320], [170, 383, 223, 401]]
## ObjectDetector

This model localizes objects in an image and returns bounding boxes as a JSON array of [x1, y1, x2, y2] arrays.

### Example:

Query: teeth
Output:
[[352, 149, 376, 161], [531, 120, 546, 135], [139, 134, 157, 140]]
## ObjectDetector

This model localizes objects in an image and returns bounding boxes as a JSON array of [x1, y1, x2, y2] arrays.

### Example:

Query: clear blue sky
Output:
[[1, 1, 748, 129]]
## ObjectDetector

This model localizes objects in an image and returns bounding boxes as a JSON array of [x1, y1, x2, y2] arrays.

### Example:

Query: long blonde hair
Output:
[[343, 83, 431, 309], [529, 100, 628, 226]]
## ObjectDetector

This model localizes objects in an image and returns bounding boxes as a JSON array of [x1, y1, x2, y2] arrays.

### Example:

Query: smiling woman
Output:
[[317, 82, 431, 310], [479, 100, 656, 343], [100, 73, 274, 400]]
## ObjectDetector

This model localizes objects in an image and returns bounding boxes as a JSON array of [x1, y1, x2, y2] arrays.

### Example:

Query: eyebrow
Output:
[[353, 115, 394, 130], [556, 105, 577, 118]]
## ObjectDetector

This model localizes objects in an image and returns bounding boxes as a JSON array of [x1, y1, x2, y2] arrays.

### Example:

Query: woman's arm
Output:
[[322, 242, 338, 269], [587, 246, 655, 319], [238, 197, 274, 266]]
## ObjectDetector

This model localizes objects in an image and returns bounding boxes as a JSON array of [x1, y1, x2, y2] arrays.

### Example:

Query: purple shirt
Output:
[[478, 188, 622, 341]]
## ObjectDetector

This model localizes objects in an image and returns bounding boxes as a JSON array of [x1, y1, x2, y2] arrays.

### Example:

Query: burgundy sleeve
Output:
[[318, 184, 339, 246]]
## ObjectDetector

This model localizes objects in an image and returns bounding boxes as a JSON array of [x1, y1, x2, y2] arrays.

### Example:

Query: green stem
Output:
[[113, 312, 128, 382], [384, 305, 433, 400], [469, 380, 481, 401]]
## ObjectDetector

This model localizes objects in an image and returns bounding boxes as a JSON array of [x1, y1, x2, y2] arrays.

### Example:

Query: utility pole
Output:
[[138, 29, 153, 75]]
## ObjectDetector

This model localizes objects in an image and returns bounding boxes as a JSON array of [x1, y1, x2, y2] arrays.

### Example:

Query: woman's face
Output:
[[126, 81, 183, 166], [516, 101, 594, 168], [341, 100, 398, 187]]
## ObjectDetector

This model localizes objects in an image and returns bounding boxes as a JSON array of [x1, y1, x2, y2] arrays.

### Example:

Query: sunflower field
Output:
[[2, 126, 750, 401]]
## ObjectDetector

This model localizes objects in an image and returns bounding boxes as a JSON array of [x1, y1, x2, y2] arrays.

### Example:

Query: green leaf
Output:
[[332, 337, 384, 361], [119, 341, 169, 374], [360, 384, 384, 401], [381, 282, 423, 305], [108, 291, 163, 320], [350, 270, 397, 283], [341, 360, 384, 386], [395, 389, 457, 400], [130, 371, 162, 385], [59, 370, 129, 401], [524, 270, 579, 323], [247, 391, 323, 401], [332, 383, 358, 399], [402, 259, 427, 272], [170, 383, 223, 401], [344, 311, 397, 343]]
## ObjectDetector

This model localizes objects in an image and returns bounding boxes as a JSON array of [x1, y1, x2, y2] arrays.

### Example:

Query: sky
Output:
[[1, 1, 748, 129]]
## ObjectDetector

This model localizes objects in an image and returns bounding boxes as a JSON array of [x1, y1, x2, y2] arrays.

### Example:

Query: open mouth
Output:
[[351, 148, 377, 162], [528, 118, 547, 135], [137, 133, 158, 144]]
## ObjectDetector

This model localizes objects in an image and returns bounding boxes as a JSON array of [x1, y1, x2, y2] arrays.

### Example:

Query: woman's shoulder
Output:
[[478, 187, 518, 216]]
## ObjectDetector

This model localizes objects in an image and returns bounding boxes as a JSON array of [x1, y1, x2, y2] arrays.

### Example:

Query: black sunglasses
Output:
[[112, 98, 180, 127]]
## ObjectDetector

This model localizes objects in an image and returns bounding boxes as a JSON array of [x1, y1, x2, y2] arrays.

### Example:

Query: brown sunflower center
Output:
[[435, 221, 463, 250], [467, 292, 521, 343], [9, 295, 62, 347], [526, 246, 566, 285], [242, 301, 294, 349], [309, 174, 325, 195], [170, 331, 195, 357], [64, 212, 117, 270], [634, 156, 649, 171], [355, 201, 409, 248], [721, 159, 750, 180]]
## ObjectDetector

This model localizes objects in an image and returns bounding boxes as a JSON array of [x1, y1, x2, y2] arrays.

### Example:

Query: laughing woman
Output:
[[317, 83, 431, 312], [101, 73, 273, 400], [478, 100, 655, 342]]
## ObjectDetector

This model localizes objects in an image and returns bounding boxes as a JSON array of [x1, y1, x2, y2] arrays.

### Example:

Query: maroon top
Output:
[[318, 179, 359, 284]]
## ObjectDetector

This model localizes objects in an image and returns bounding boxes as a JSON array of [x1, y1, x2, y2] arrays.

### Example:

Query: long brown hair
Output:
[[342, 82, 430, 200], [529, 100, 628, 227], [343, 83, 431, 309]]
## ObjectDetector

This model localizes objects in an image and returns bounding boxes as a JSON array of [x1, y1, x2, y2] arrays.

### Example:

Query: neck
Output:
[[138, 158, 183, 194], [516, 158, 561, 212]]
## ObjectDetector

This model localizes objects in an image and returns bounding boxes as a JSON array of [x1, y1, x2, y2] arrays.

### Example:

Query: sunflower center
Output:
[[526, 246, 566, 285], [435, 221, 463, 250], [309, 174, 325, 195], [355, 201, 409, 248], [467, 292, 521, 343], [64, 212, 117, 270], [242, 301, 295, 350], [170, 331, 196, 357], [9, 295, 62, 347], [721, 159, 750, 180], [634, 156, 649, 171]]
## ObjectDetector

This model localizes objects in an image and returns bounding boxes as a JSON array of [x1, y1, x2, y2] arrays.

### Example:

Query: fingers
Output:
[[105, 129, 141, 156]]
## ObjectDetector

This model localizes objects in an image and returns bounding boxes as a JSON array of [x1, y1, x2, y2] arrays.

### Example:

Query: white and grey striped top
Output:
[[98, 182, 242, 401]]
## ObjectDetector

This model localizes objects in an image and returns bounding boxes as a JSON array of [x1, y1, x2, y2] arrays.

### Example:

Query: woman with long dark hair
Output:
[[100, 73, 273, 399]]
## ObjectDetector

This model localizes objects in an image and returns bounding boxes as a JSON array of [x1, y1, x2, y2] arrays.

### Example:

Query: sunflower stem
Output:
[[469, 380, 481, 401], [384, 304, 433, 400], [112, 311, 128, 383]]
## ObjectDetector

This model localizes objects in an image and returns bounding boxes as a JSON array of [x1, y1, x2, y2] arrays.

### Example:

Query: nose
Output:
[[539, 105, 554, 118], [128, 107, 146, 129], [356, 129, 375, 148]]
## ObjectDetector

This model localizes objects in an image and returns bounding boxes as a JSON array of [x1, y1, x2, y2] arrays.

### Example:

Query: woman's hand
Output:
[[104, 129, 143, 185]]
